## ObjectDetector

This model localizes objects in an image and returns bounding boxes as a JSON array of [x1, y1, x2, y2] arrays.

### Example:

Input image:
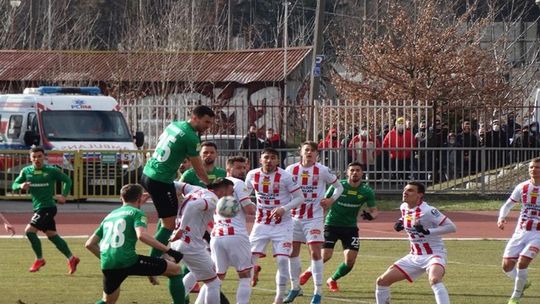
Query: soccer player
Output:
[[497, 157, 540, 304], [12, 146, 79, 274], [301, 162, 377, 293], [283, 141, 343, 304], [141, 105, 215, 259], [171, 178, 235, 304], [375, 181, 456, 304], [245, 148, 304, 304], [181, 141, 226, 187], [0, 212, 15, 236], [85, 184, 184, 304], [210, 156, 256, 304]]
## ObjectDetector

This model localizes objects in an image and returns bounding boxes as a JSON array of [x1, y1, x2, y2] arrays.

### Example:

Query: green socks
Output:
[[150, 226, 173, 258], [26, 232, 43, 259], [331, 262, 353, 281], [169, 274, 186, 304], [48, 234, 73, 258], [95, 300, 106, 304]]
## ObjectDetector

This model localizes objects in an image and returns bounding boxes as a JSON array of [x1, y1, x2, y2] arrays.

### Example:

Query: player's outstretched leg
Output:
[[47, 233, 79, 274], [26, 229, 45, 272]]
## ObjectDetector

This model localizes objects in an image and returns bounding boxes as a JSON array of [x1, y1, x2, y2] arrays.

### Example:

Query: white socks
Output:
[[375, 285, 390, 304], [276, 255, 289, 302], [289, 256, 301, 290], [183, 272, 198, 296], [431, 282, 450, 304], [505, 268, 517, 279], [312, 259, 324, 295], [236, 277, 252, 304], [511, 268, 528, 299]]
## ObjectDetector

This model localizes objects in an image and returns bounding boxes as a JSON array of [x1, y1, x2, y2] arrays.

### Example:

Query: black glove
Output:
[[393, 219, 404, 232], [361, 210, 374, 221], [414, 224, 430, 235], [166, 249, 183, 263]]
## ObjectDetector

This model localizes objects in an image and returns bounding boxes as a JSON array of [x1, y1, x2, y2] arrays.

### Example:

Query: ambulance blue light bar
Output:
[[36, 86, 102, 95]]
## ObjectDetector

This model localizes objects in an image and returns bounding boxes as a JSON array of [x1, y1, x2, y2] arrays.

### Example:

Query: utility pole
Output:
[[307, 0, 325, 140], [283, 1, 289, 140], [47, 0, 52, 50], [227, 0, 232, 49]]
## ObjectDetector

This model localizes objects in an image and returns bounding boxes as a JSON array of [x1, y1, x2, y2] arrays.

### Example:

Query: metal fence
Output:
[[0, 146, 534, 200]]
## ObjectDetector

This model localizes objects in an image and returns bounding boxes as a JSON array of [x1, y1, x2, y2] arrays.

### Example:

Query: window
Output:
[[7, 114, 23, 139]]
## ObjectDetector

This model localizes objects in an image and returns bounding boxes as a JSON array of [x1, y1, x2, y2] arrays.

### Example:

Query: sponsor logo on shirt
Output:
[[431, 209, 441, 217], [282, 242, 292, 248], [310, 229, 321, 235]]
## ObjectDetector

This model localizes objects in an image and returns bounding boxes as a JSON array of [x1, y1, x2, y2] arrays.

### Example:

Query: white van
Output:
[[0, 86, 144, 194]]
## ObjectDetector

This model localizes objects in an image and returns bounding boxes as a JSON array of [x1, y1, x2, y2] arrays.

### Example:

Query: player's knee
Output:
[[376, 275, 389, 287], [517, 257, 532, 269], [501, 259, 515, 272], [428, 276, 442, 285], [205, 277, 221, 289], [237, 269, 251, 279], [165, 261, 181, 276]]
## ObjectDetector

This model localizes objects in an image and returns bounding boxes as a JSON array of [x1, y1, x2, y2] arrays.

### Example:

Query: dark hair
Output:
[[531, 157, 540, 163], [121, 184, 143, 203], [30, 146, 45, 154], [227, 156, 247, 167], [301, 141, 318, 152], [201, 141, 218, 150], [192, 105, 215, 118], [407, 181, 426, 194], [348, 161, 364, 169], [261, 147, 279, 158], [207, 177, 234, 190]]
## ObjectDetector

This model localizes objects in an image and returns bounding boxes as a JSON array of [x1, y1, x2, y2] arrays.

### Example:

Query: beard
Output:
[[204, 159, 215, 165]]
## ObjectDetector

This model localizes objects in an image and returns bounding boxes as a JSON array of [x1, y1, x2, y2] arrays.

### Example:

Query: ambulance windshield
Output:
[[41, 111, 132, 142]]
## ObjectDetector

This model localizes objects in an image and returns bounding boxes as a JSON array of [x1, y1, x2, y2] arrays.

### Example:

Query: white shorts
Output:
[[292, 217, 325, 244], [180, 247, 217, 282], [503, 230, 540, 260], [393, 254, 447, 282], [250, 222, 293, 257], [210, 235, 253, 275]]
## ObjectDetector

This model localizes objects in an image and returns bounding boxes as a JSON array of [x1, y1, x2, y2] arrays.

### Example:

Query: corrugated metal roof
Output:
[[0, 47, 312, 84]]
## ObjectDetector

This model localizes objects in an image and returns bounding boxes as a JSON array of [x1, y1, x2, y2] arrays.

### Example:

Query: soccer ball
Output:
[[216, 196, 240, 218]]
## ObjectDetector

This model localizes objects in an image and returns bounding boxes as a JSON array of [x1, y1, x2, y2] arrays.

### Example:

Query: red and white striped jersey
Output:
[[285, 162, 338, 220], [245, 167, 300, 225], [509, 180, 540, 232], [212, 176, 253, 238], [172, 182, 217, 250], [400, 201, 448, 256]]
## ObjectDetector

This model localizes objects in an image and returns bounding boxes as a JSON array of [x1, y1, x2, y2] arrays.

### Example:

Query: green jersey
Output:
[[12, 165, 72, 210], [180, 166, 226, 187], [95, 205, 148, 270], [325, 180, 376, 227], [143, 121, 201, 183]]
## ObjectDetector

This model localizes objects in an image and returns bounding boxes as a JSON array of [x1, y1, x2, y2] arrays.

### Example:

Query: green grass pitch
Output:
[[0, 238, 538, 304]]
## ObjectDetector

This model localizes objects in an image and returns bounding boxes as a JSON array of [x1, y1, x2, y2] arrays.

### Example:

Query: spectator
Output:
[[348, 125, 381, 178], [456, 120, 479, 176], [379, 123, 391, 177], [413, 121, 428, 181], [504, 112, 521, 145], [382, 117, 416, 180], [484, 119, 508, 169], [239, 125, 265, 169], [442, 132, 461, 180], [511, 124, 540, 163], [426, 119, 446, 183], [264, 127, 287, 168], [319, 128, 341, 168]]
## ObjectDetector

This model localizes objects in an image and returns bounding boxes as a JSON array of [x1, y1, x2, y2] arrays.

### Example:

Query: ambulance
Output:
[[0, 86, 144, 195]]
